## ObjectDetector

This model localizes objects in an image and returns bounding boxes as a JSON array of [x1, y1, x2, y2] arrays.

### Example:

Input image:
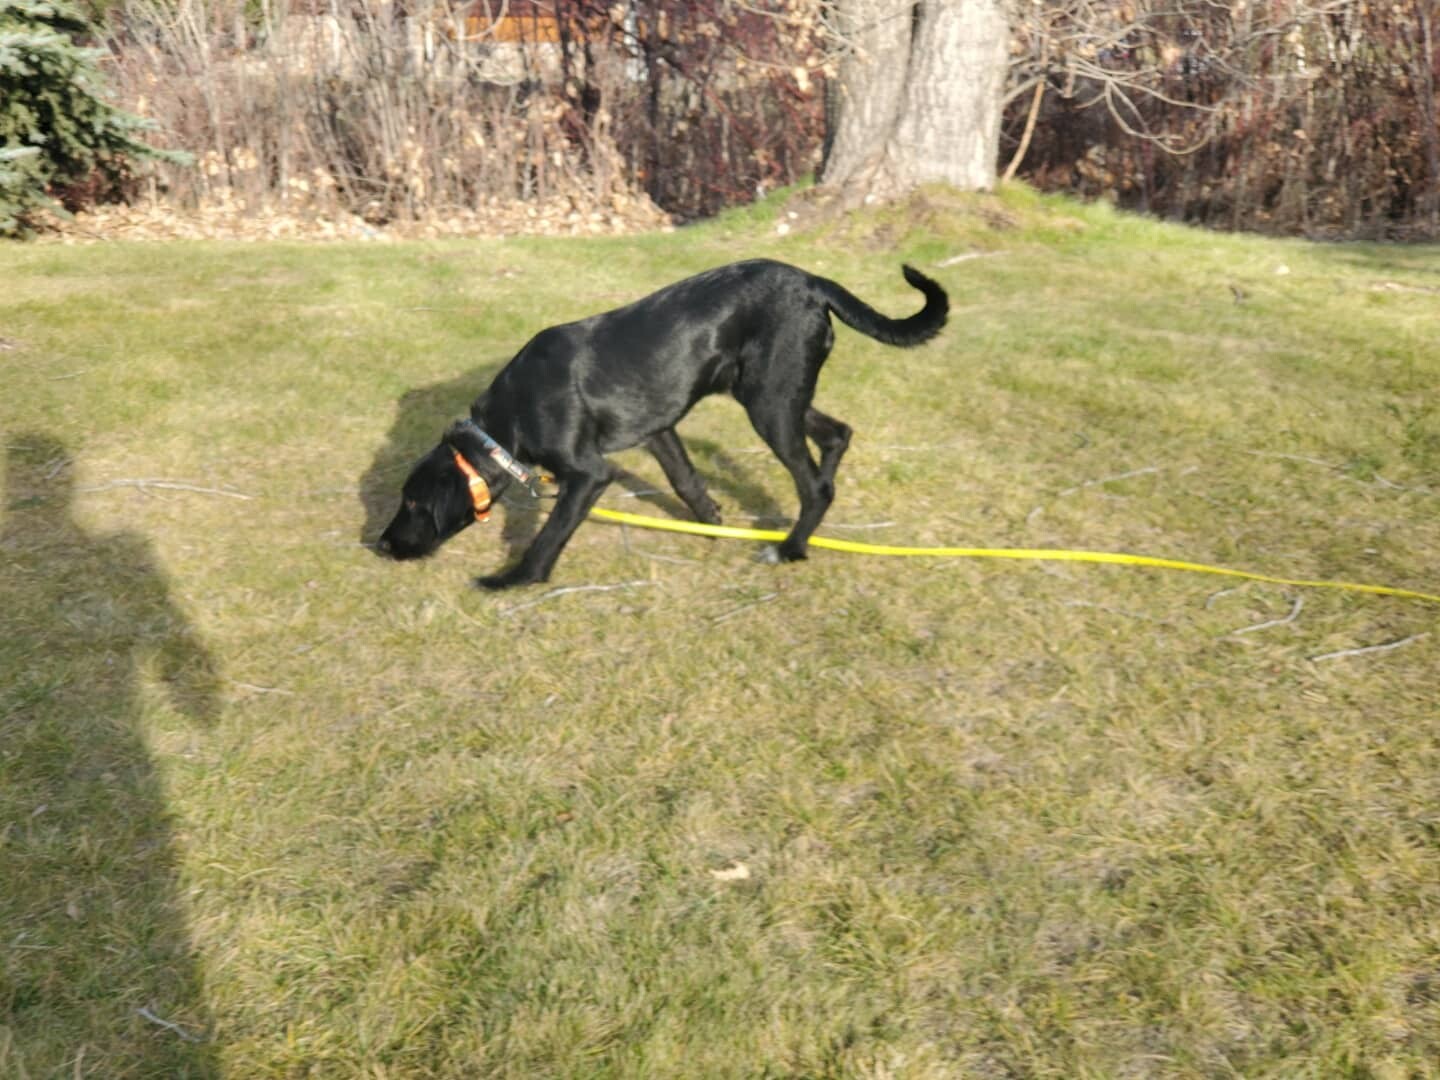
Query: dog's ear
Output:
[[442, 421, 504, 487], [443, 420, 483, 459], [430, 486, 456, 538]]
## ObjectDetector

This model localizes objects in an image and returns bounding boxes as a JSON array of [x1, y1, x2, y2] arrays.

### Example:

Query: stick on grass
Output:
[[1309, 633, 1429, 664], [136, 1006, 203, 1043], [82, 479, 254, 500], [500, 580, 659, 617], [1230, 596, 1303, 636]]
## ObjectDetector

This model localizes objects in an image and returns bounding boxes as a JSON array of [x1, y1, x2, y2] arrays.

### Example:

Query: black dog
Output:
[[377, 259, 947, 589]]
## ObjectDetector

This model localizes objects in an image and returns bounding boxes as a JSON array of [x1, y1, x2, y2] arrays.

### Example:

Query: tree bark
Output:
[[1418, 0, 1439, 230], [820, 0, 1010, 200]]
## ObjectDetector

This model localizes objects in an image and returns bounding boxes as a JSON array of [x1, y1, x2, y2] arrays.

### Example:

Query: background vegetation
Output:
[[3, 190, 1439, 1076], [1006, 0, 1440, 238], [0, 0, 173, 233], [7, 0, 1437, 237]]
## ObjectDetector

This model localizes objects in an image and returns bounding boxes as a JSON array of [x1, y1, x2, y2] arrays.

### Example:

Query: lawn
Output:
[[3, 186, 1439, 1078]]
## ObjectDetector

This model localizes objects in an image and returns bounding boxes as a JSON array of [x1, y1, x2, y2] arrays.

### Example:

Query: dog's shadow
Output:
[[680, 438, 789, 526], [359, 369, 792, 566]]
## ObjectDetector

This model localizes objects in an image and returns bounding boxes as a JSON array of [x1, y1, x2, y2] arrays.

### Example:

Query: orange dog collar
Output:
[[452, 450, 492, 521]]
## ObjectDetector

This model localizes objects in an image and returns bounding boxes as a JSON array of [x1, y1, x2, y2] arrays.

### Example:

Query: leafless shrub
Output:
[[98, 0, 824, 225], [1004, 0, 1440, 238], [90, 0, 1436, 238]]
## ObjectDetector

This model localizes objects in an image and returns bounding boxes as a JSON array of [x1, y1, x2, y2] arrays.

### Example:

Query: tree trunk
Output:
[[820, 0, 1010, 200], [1419, 0, 1439, 231]]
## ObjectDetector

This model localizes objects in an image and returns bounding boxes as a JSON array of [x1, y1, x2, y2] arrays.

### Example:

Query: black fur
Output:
[[377, 259, 947, 589]]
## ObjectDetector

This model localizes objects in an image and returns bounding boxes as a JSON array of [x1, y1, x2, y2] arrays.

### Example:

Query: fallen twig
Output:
[[1370, 280, 1440, 295], [937, 251, 1009, 267], [859, 439, 970, 453], [1309, 633, 1428, 664], [748, 515, 895, 531], [1245, 450, 1342, 471], [1205, 585, 1247, 609], [638, 551, 700, 566], [1028, 465, 1160, 524], [1230, 596, 1303, 636], [1063, 600, 1173, 626], [711, 592, 779, 624], [1056, 465, 1161, 499], [727, 440, 968, 454], [137, 1006, 203, 1043], [1372, 474, 1435, 496], [229, 680, 294, 696], [1245, 452, 1434, 496], [500, 580, 658, 617], [82, 479, 254, 500]]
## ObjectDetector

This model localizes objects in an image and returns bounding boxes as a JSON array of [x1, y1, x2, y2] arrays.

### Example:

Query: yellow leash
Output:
[[589, 506, 1440, 606]]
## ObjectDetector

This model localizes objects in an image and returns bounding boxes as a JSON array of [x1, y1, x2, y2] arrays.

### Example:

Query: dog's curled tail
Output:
[[817, 264, 948, 347]]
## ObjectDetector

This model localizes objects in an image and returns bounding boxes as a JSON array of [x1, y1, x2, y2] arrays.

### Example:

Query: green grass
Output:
[[3, 185, 1439, 1078]]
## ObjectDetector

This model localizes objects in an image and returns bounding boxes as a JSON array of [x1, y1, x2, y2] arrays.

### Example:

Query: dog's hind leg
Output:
[[805, 407, 852, 486], [735, 322, 846, 563], [739, 395, 833, 564], [646, 428, 721, 525], [476, 463, 613, 590]]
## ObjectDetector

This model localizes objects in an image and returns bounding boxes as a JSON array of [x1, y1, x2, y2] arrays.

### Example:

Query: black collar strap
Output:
[[460, 418, 543, 495]]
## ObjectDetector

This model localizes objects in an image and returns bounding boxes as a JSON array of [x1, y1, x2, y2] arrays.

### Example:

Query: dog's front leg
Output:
[[475, 466, 613, 590], [646, 428, 721, 525]]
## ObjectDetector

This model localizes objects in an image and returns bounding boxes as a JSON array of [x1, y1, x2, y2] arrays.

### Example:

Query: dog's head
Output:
[[376, 422, 512, 560]]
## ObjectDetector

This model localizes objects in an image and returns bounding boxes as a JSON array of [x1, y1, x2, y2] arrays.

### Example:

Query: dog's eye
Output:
[[405, 498, 418, 511]]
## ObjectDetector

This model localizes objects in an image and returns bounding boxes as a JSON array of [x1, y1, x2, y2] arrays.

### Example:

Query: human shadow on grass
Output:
[[358, 367, 795, 572], [0, 434, 219, 1078]]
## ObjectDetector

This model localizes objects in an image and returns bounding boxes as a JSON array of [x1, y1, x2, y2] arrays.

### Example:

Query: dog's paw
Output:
[[756, 543, 807, 565], [474, 569, 537, 591]]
